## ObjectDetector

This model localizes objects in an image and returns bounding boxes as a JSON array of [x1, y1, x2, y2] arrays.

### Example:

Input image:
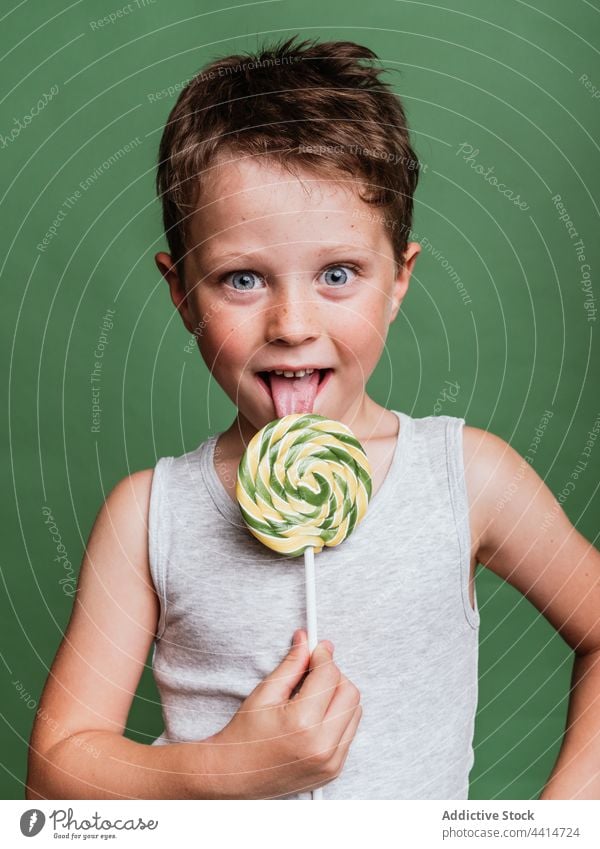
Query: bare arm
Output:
[[26, 731, 219, 800], [539, 648, 600, 799], [26, 471, 221, 800], [464, 426, 600, 799]]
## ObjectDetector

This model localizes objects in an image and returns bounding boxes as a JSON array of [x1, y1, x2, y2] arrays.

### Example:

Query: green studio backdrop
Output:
[[2, 0, 599, 800]]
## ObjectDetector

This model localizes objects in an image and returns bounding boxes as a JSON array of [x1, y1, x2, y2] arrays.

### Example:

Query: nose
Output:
[[263, 284, 320, 346]]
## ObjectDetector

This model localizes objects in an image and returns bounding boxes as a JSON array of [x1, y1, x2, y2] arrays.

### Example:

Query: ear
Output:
[[389, 241, 420, 323], [155, 252, 195, 333]]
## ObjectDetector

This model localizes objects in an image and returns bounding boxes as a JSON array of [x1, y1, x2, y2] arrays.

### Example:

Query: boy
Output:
[[27, 36, 600, 800]]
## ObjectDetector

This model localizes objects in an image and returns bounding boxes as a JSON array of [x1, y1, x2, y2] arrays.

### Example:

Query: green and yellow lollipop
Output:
[[236, 413, 372, 556]]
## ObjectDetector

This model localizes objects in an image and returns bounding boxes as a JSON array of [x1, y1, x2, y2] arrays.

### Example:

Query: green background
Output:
[[2, 0, 599, 800]]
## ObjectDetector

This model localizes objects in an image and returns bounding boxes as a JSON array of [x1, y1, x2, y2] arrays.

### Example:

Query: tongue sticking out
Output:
[[269, 370, 321, 418]]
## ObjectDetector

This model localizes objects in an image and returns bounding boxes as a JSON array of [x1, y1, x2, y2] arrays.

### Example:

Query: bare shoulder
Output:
[[96, 469, 155, 559], [105, 467, 154, 514], [73, 466, 158, 628], [460, 424, 531, 560], [463, 425, 510, 556], [78, 468, 156, 589], [462, 424, 520, 483], [461, 422, 546, 507]]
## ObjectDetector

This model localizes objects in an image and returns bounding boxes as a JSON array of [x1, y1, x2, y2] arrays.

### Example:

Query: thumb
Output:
[[254, 629, 310, 705]]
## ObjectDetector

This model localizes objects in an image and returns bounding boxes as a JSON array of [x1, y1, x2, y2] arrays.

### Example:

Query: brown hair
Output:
[[156, 35, 420, 279]]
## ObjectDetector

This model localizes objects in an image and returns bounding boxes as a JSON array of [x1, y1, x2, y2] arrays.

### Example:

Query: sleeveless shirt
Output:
[[147, 411, 480, 800]]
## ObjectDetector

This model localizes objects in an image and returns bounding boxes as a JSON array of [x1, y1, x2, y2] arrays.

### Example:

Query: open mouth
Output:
[[255, 368, 334, 417], [255, 367, 332, 391]]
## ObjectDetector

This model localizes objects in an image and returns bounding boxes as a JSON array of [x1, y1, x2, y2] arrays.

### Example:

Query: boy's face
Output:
[[155, 156, 420, 437]]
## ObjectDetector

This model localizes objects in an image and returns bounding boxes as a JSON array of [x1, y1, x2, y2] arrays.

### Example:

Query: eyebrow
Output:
[[203, 244, 376, 267]]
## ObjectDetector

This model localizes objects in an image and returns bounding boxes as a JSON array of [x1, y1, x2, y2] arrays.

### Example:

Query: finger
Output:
[[323, 674, 360, 724], [290, 634, 333, 699], [290, 640, 340, 724], [327, 703, 363, 774], [252, 629, 310, 705], [317, 674, 361, 746], [301, 699, 362, 782]]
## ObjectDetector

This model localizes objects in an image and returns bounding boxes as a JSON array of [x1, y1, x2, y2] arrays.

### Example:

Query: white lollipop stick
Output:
[[304, 545, 319, 652], [304, 545, 323, 801]]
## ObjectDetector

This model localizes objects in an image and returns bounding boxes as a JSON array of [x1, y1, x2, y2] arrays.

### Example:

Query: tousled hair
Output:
[[156, 35, 420, 276]]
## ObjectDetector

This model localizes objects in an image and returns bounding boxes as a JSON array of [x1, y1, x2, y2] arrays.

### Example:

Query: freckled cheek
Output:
[[333, 303, 386, 368], [198, 306, 255, 373], [356, 337, 385, 377]]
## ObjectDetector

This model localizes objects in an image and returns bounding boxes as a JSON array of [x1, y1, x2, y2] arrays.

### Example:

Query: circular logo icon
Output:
[[20, 809, 45, 837]]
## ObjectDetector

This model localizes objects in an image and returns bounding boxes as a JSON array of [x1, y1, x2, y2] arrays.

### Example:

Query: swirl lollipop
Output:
[[236, 412, 372, 799]]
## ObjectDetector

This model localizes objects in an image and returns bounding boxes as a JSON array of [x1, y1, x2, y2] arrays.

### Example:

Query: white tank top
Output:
[[147, 411, 480, 799]]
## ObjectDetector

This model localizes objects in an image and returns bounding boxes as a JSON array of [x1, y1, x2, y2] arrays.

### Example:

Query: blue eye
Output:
[[322, 265, 356, 287], [228, 271, 264, 291], [221, 264, 359, 291]]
